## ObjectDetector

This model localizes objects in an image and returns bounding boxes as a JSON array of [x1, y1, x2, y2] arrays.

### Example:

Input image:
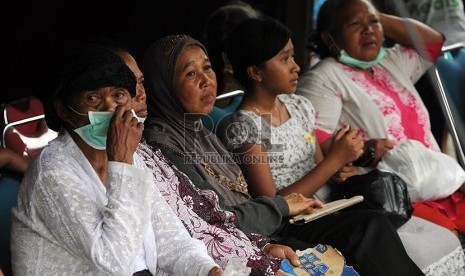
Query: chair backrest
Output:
[[202, 90, 244, 132], [0, 173, 21, 276], [1, 97, 58, 161], [431, 43, 465, 168]]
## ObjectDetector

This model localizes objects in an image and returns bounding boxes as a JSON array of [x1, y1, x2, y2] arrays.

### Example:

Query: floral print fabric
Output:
[[297, 44, 440, 151], [136, 142, 280, 275]]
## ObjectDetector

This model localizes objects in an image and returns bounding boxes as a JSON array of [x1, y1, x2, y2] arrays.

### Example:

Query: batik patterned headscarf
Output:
[[142, 35, 249, 206]]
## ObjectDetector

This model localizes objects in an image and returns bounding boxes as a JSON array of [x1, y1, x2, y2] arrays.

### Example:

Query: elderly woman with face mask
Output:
[[10, 43, 222, 276], [297, 0, 465, 274]]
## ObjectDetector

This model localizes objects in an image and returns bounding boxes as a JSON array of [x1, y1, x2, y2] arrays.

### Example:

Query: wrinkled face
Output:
[[65, 87, 131, 128], [259, 39, 300, 94], [331, 0, 384, 61], [118, 51, 147, 118], [173, 45, 217, 115]]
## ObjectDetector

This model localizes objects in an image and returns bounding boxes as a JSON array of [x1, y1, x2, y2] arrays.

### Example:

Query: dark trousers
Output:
[[276, 210, 424, 276], [133, 270, 152, 276]]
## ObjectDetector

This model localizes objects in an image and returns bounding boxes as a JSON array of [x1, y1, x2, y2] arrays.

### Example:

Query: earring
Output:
[[329, 44, 340, 58], [326, 33, 341, 58]]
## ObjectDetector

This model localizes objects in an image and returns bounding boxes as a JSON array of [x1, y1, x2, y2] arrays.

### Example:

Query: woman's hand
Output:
[[365, 138, 395, 166], [106, 101, 144, 164], [334, 163, 360, 183], [328, 125, 364, 166], [207, 266, 223, 276], [263, 244, 300, 267], [0, 147, 29, 174], [379, 13, 444, 50], [285, 193, 324, 216]]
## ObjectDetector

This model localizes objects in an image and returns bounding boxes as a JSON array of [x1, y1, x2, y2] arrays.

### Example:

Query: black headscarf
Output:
[[46, 43, 136, 131]]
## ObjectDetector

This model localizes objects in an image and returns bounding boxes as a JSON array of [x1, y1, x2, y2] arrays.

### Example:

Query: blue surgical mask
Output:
[[338, 47, 385, 69], [73, 111, 114, 150]]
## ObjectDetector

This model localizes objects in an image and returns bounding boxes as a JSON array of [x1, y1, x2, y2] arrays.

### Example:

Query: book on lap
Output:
[[289, 195, 364, 224]]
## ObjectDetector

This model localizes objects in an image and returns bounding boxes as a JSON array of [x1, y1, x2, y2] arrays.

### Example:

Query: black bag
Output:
[[333, 169, 413, 228]]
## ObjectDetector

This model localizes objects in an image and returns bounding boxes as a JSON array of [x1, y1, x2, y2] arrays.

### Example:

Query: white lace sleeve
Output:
[[297, 65, 343, 139], [383, 44, 432, 83], [13, 156, 155, 275], [223, 111, 264, 151]]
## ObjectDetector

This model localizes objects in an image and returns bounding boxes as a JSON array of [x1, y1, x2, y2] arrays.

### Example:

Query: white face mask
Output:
[[131, 109, 146, 123], [338, 48, 386, 69]]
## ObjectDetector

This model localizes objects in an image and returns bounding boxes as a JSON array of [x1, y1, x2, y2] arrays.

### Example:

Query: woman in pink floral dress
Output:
[[297, 0, 465, 240]]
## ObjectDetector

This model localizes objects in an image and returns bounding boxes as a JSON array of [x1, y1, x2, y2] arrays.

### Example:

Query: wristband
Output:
[[261, 240, 278, 253]]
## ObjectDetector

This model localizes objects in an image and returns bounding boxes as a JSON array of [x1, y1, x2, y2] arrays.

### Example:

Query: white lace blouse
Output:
[[224, 94, 317, 191], [11, 131, 216, 276]]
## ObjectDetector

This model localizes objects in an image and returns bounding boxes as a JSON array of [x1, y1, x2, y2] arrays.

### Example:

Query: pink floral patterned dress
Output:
[[297, 44, 465, 235]]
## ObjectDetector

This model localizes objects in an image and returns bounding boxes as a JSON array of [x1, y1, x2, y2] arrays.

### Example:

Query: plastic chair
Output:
[[0, 97, 58, 275], [202, 90, 244, 132], [1, 97, 58, 162], [431, 43, 465, 168], [0, 173, 21, 276]]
